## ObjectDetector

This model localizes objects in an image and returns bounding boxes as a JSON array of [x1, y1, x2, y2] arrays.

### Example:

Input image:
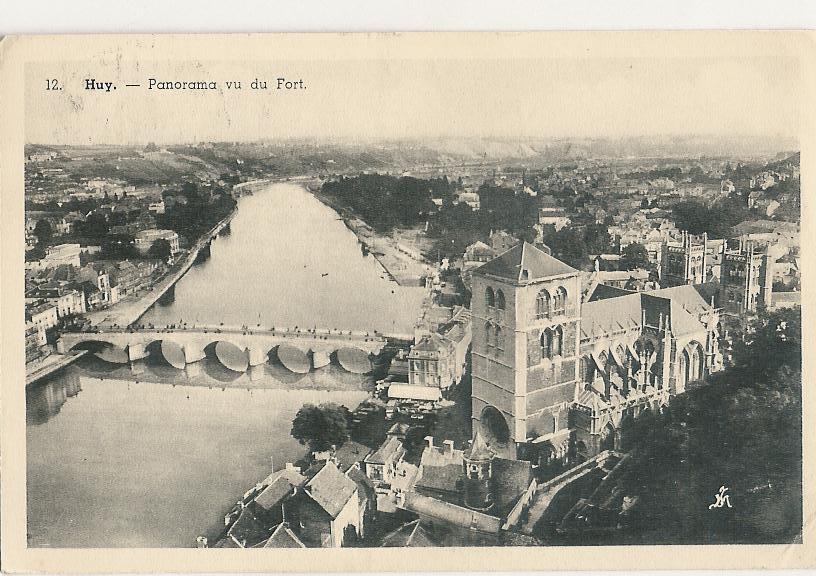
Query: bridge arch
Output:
[[207, 340, 249, 372], [275, 344, 311, 374], [335, 347, 372, 374], [70, 340, 129, 364]]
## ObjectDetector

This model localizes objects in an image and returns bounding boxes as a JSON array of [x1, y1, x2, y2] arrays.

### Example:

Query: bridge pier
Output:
[[185, 361, 202, 379], [127, 343, 148, 362], [130, 359, 145, 375], [249, 363, 266, 381], [184, 344, 205, 364], [312, 350, 331, 369], [247, 346, 268, 367]]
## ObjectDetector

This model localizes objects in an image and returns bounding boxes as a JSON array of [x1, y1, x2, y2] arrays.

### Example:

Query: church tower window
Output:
[[495, 326, 504, 351], [541, 328, 553, 359], [535, 289, 550, 319], [496, 289, 506, 310], [485, 287, 495, 308]]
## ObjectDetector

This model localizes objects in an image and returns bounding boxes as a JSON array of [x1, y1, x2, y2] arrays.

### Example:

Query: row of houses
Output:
[[209, 424, 538, 549]]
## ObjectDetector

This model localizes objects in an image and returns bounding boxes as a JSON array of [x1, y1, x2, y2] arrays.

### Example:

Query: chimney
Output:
[[443, 439, 455, 456], [425, 435, 434, 449], [285, 462, 301, 474]]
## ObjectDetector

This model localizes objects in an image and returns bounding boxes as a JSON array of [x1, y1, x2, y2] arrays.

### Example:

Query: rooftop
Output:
[[475, 242, 577, 284], [366, 436, 405, 466], [303, 461, 357, 519]]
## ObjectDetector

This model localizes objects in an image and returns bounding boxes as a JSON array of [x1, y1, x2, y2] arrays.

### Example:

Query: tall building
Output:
[[471, 242, 582, 459], [660, 232, 708, 287], [471, 242, 722, 463], [719, 238, 774, 315]]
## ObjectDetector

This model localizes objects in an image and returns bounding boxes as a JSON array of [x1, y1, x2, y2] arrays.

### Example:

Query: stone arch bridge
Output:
[[58, 324, 386, 375]]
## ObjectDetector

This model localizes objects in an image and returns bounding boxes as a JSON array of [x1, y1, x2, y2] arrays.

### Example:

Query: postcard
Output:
[[0, 31, 814, 572]]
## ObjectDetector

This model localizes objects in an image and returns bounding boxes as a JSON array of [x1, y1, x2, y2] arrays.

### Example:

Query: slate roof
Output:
[[580, 293, 642, 339], [475, 242, 577, 283], [332, 440, 373, 472], [466, 430, 494, 462], [582, 284, 712, 340], [304, 461, 357, 519], [226, 507, 272, 548], [255, 476, 297, 511], [415, 463, 463, 492], [402, 492, 501, 533], [648, 284, 712, 316], [366, 436, 405, 465], [380, 520, 439, 547], [258, 523, 306, 548]]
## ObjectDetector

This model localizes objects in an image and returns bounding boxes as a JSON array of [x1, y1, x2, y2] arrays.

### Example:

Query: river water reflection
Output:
[[26, 182, 427, 547]]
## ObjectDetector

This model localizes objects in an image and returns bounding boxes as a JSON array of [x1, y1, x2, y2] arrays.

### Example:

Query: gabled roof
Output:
[[381, 520, 439, 547], [366, 435, 405, 465], [258, 523, 306, 548], [255, 476, 297, 511], [466, 430, 494, 461], [332, 440, 373, 472], [304, 461, 357, 519], [475, 242, 577, 283], [410, 333, 451, 354], [226, 507, 272, 548]]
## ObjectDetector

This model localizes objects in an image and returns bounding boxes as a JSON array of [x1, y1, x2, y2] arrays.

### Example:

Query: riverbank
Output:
[[26, 350, 87, 387], [83, 208, 237, 328], [309, 185, 433, 287]]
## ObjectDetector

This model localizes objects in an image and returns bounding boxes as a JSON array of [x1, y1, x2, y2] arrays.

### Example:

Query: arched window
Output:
[[541, 328, 553, 359], [535, 289, 550, 320], [496, 289, 506, 310], [485, 287, 495, 309], [485, 322, 494, 347], [552, 286, 568, 315], [553, 326, 563, 356], [495, 326, 504, 350]]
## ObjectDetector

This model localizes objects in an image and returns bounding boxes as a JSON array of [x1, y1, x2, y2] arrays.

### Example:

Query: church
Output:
[[470, 241, 723, 464]]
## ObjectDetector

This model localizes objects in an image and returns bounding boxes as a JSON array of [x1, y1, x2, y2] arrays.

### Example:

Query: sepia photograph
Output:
[[0, 31, 813, 571]]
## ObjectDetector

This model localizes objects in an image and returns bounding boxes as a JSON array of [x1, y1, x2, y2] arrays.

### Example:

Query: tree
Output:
[[620, 243, 650, 270], [33, 219, 53, 246], [291, 402, 352, 451], [732, 307, 801, 380], [148, 238, 172, 261]]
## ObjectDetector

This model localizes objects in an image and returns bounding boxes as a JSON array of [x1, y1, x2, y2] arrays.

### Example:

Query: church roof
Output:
[[475, 242, 576, 283]]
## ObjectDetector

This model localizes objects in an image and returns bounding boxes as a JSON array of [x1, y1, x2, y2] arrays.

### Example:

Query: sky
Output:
[[25, 54, 802, 146]]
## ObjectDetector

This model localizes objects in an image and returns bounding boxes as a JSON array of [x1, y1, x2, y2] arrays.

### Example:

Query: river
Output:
[[26, 182, 428, 547]]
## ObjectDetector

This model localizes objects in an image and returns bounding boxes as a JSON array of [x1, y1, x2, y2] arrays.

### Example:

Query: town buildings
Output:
[[719, 238, 774, 316], [134, 228, 180, 255], [660, 232, 708, 287]]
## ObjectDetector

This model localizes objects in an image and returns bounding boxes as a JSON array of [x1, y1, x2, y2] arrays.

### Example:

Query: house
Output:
[[254, 464, 306, 526], [364, 436, 406, 490], [43, 243, 81, 268], [283, 461, 361, 548], [255, 523, 306, 548], [489, 230, 519, 254], [457, 191, 481, 211], [134, 228, 180, 255]]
